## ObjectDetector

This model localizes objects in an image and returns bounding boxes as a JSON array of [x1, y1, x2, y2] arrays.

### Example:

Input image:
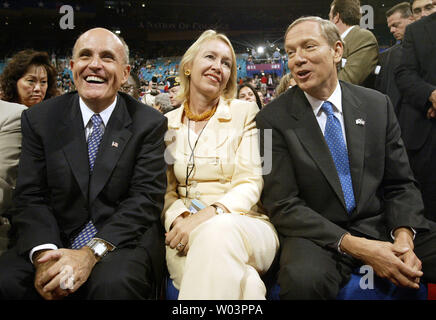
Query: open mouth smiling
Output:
[[296, 70, 311, 80], [85, 75, 106, 84]]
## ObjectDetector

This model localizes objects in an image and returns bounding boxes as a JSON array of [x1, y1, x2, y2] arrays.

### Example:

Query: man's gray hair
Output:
[[285, 16, 344, 49]]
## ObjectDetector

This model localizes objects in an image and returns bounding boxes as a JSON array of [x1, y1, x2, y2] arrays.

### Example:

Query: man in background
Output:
[[375, 2, 414, 114], [411, 0, 436, 20], [395, 9, 436, 222], [329, 0, 379, 87], [166, 75, 181, 109]]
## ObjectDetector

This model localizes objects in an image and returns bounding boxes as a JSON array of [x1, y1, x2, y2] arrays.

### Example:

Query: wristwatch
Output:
[[210, 204, 225, 215], [85, 238, 115, 261]]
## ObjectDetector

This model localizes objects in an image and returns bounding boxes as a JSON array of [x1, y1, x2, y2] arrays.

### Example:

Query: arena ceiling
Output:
[[0, 0, 402, 57]]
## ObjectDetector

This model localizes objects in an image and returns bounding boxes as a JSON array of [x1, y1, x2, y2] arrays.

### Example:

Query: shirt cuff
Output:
[[29, 244, 58, 264], [390, 227, 417, 241], [337, 232, 350, 255]]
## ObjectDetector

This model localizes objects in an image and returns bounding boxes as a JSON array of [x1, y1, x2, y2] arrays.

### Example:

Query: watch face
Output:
[[94, 242, 107, 256]]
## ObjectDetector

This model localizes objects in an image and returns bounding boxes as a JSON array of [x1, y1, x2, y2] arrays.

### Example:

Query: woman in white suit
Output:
[[163, 30, 279, 300]]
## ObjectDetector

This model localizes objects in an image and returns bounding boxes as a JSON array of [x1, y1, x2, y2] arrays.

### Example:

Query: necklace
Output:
[[184, 118, 208, 205], [183, 101, 217, 122]]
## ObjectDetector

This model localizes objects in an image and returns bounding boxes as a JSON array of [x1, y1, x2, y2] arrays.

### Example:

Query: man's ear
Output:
[[332, 12, 340, 24], [333, 40, 343, 65], [123, 64, 131, 84]]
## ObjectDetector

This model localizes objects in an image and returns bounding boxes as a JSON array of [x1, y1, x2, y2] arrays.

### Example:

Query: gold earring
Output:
[[184, 69, 191, 77]]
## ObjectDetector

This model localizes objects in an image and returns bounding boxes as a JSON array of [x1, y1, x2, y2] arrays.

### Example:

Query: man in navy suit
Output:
[[257, 16, 436, 299], [0, 28, 167, 300]]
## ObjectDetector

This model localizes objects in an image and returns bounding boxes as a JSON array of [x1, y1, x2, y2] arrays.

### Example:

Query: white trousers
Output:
[[166, 214, 279, 300]]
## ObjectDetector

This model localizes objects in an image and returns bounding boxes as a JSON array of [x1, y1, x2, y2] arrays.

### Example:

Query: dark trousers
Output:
[[0, 245, 154, 300], [278, 231, 436, 300]]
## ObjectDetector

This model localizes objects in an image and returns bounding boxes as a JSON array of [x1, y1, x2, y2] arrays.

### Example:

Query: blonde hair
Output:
[[275, 73, 294, 97], [177, 30, 237, 102]]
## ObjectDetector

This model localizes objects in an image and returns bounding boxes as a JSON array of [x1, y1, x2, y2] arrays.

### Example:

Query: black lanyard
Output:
[[185, 118, 208, 202]]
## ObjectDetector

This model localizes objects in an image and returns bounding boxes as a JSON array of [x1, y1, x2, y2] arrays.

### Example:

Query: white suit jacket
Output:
[[162, 98, 268, 232]]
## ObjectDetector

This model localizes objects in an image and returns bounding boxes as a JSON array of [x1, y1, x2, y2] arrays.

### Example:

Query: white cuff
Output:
[[390, 227, 417, 241], [29, 244, 58, 264], [337, 232, 350, 255]]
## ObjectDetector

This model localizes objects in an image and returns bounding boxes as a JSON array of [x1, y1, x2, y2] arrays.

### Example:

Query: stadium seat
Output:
[[166, 272, 429, 300]]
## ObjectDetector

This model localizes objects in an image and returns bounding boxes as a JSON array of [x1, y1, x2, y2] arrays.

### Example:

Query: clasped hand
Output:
[[165, 206, 216, 255], [426, 90, 436, 119], [34, 248, 97, 300], [341, 231, 422, 289]]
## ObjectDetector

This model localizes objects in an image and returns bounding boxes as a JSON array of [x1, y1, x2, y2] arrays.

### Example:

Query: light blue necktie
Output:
[[322, 101, 356, 213], [70, 114, 103, 249]]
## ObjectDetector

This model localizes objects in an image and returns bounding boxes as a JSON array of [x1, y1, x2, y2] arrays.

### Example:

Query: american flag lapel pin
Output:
[[355, 119, 365, 126], [112, 141, 119, 148]]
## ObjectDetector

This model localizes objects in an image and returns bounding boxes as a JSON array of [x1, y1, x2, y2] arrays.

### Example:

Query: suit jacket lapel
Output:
[[60, 94, 90, 200], [89, 95, 132, 204], [290, 89, 347, 209], [341, 82, 366, 209]]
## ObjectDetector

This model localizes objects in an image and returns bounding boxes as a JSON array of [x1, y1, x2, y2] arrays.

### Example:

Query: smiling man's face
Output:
[[285, 20, 342, 100], [70, 28, 130, 112]]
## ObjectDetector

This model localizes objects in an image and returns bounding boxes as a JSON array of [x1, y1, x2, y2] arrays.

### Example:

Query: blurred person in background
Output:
[[329, 0, 379, 88], [257, 90, 265, 107], [375, 2, 414, 115], [411, 0, 436, 20], [0, 50, 58, 107], [237, 82, 263, 109], [153, 92, 173, 114], [163, 29, 278, 300], [166, 75, 182, 109], [120, 73, 141, 100], [275, 73, 297, 98], [142, 76, 160, 107]]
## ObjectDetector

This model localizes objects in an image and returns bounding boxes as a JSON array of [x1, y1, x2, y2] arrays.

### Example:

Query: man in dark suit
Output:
[[257, 16, 436, 299], [375, 2, 413, 115], [395, 11, 436, 223], [0, 28, 168, 300]]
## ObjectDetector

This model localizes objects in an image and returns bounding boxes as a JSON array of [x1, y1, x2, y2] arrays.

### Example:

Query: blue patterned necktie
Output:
[[87, 114, 104, 172], [322, 101, 356, 213], [70, 114, 103, 249]]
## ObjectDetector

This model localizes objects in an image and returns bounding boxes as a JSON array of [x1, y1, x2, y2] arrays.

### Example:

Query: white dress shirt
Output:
[[29, 97, 117, 263], [304, 81, 347, 145]]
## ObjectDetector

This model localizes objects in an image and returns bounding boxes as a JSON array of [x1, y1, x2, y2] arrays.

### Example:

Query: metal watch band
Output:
[[211, 204, 225, 215]]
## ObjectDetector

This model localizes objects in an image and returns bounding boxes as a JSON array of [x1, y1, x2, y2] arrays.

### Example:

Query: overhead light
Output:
[[115, 29, 121, 34], [142, 3, 146, 7], [257, 46, 264, 54]]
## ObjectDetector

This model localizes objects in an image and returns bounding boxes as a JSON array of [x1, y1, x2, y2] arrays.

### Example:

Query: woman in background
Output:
[[237, 82, 263, 109], [0, 50, 57, 107]]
